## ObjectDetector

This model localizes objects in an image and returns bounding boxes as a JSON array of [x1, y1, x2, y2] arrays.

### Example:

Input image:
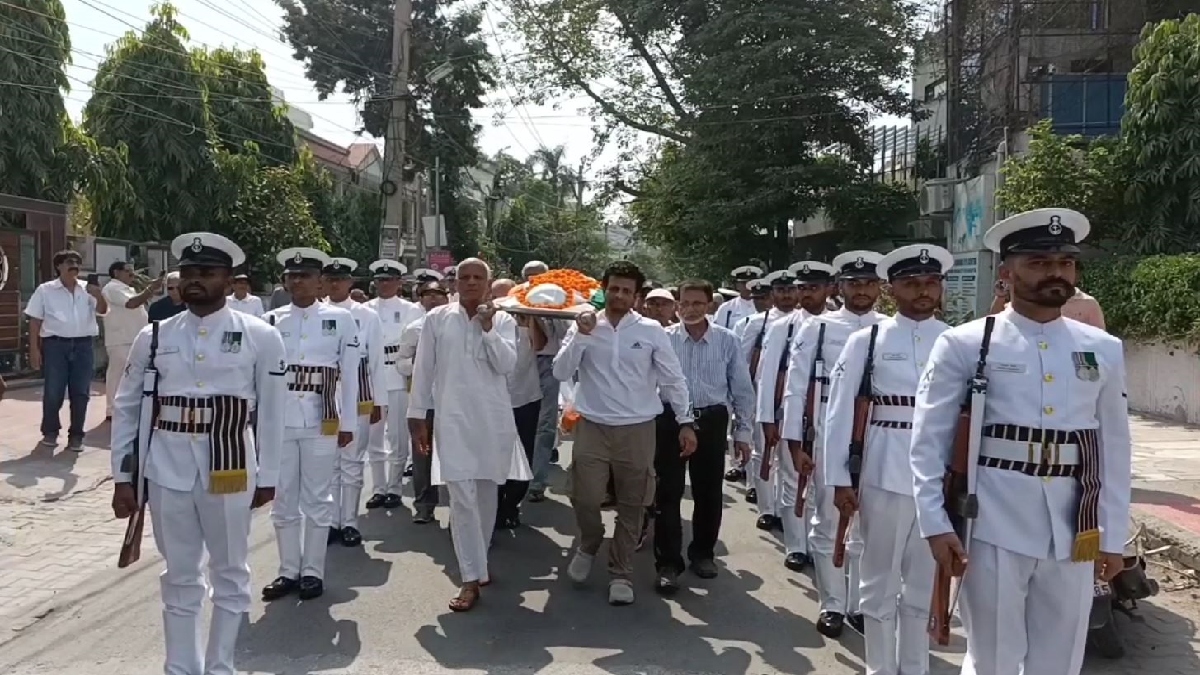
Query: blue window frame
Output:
[[1039, 74, 1127, 137]]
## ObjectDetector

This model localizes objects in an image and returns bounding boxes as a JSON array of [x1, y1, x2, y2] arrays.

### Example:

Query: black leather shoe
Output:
[[755, 515, 777, 531], [298, 576, 324, 600], [551, 448, 559, 463], [340, 526, 363, 547], [654, 568, 680, 595], [365, 494, 386, 509], [413, 510, 435, 524], [327, 527, 341, 544], [847, 613, 865, 634], [382, 493, 403, 509], [689, 559, 719, 579], [724, 467, 745, 482], [262, 576, 299, 601], [783, 552, 812, 571], [816, 611, 845, 638], [745, 488, 758, 504], [403, 464, 413, 477]]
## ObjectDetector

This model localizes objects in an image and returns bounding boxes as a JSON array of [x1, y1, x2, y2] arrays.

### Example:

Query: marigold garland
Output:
[[509, 269, 601, 309]]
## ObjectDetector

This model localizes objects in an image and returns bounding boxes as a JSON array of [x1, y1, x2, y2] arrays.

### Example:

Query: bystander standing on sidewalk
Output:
[[100, 261, 160, 420], [24, 249, 108, 451]]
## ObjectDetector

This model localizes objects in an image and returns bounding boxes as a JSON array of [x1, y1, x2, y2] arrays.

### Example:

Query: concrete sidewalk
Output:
[[1129, 415, 1200, 572]]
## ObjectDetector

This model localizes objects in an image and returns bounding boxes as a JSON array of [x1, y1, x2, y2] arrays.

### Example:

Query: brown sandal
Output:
[[448, 584, 481, 612]]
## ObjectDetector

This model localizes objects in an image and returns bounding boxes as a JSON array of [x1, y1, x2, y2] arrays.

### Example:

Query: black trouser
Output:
[[498, 399, 542, 518], [411, 409, 438, 514], [653, 404, 730, 573]]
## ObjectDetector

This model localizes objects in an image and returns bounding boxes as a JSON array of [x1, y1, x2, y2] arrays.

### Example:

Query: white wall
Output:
[[1125, 341, 1200, 425]]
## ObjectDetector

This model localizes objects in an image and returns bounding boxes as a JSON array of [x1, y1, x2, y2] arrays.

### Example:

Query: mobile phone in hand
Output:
[[86, 273, 99, 285]]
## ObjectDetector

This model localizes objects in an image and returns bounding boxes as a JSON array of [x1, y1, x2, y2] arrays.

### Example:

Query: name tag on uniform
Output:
[[992, 362, 1026, 374], [322, 320, 337, 335], [394, 311, 401, 323], [280, 331, 291, 337], [159, 346, 181, 355], [828, 339, 845, 347], [1072, 351, 1101, 381], [220, 331, 243, 353], [881, 352, 908, 361]]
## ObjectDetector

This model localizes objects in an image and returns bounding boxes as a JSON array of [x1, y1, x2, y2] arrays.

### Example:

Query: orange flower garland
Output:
[[510, 269, 600, 309]]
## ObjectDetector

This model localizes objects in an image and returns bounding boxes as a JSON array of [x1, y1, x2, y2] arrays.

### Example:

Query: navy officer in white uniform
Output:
[[712, 264, 763, 330], [910, 208, 1131, 675], [111, 232, 286, 675], [262, 248, 360, 601]]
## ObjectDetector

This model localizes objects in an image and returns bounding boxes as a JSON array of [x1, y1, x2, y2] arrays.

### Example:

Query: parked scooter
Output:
[[1087, 527, 1162, 659]]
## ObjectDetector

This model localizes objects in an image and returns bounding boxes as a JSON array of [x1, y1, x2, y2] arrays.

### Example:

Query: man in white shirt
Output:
[[227, 272, 265, 317], [553, 260, 697, 606], [25, 249, 109, 451], [101, 261, 161, 420], [712, 265, 763, 330], [523, 260, 568, 502]]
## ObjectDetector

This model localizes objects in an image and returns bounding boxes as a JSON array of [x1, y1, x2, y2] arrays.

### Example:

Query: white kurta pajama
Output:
[[823, 315, 949, 675], [407, 303, 521, 583]]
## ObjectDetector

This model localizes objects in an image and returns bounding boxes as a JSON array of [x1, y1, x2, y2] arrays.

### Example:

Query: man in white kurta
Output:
[[823, 245, 953, 675], [911, 209, 1131, 675], [407, 258, 519, 612]]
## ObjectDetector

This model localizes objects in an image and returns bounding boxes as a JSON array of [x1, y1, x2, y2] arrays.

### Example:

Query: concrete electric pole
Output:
[[379, 0, 415, 266]]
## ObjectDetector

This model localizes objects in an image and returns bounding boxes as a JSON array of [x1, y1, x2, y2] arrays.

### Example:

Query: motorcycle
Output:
[[1087, 531, 1162, 659]]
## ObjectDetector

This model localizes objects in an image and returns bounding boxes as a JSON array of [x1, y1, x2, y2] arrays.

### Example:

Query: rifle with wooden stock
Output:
[[760, 321, 796, 481], [118, 321, 161, 568], [928, 315, 996, 645], [791, 323, 826, 517], [747, 310, 769, 382], [833, 323, 879, 567]]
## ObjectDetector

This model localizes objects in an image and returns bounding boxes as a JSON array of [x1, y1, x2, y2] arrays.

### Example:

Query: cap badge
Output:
[[1048, 215, 1063, 235], [191, 237, 203, 252], [854, 256, 864, 268], [293, 251, 303, 263], [919, 249, 930, 263], [801, 264, 810, 274]]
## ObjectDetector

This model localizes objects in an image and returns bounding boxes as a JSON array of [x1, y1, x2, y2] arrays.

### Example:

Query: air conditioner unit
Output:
[[920, 182, 954, 215]]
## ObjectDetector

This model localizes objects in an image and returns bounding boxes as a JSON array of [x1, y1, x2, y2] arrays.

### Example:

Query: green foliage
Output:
[[995, 120, 1126, 244], [198, 47, 296, 166], [210, 148, 328, 282], [84, 3, 215, 241], [1083, 254, 1200, 342], [823, 180, 919, 246], [1122, 14, 1200, 253]]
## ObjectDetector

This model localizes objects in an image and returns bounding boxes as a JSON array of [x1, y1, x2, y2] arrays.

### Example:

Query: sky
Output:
[[47, 0, 908, 183]]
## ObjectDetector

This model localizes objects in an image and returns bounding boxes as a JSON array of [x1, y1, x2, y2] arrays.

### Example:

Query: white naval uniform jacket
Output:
[[406, 304, 519, 485], [226, 294, 265, 318], [714, 296, 757, 331], [822, 314, 950, 495], [328, 298, 388, 412], [910, 308, 1132, 560], [753, 308, 817, 424], [111, 308, 288, 490], [366, 295, 425, 391], [738, 307, 793, 376], [263, 303, 360, 432]]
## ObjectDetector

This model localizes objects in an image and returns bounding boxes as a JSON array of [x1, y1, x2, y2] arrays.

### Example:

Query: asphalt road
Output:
[[0, 443, 1195, 675]]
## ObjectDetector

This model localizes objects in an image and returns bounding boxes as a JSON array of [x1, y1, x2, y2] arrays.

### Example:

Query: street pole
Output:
[[379, 0, 413, 265], [434, 155, 441, 248]]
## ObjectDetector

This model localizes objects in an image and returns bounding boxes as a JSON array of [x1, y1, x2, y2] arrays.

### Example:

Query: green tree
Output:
[[823, 179, 919, 246], [1122, 14, 1200, 253], [84, 3, 215, 241], [198, 47, 297, 166], [275, 0, 495, 258], [995, 119, 1125, 245]]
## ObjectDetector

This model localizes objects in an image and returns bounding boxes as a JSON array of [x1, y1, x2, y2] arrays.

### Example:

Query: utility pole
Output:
[[379, 0, 414, 265]]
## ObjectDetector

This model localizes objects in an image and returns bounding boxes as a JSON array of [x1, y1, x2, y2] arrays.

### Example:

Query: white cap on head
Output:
[[983, 207, 1090, 257], [731, 265, 765, 280], [277, 247, 331, 272], [171, 232, 246, 268], [831, 250, 884, 279], [645, 288, 675, 301], [369, 259, 407, 277], [878, 244, 955, 281], [323, 257, 358, 276], [788, 260, 837, 282], [412, 267, 445, 282]]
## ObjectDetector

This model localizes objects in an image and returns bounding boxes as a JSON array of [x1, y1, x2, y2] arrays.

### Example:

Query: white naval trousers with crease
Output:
[[368, 389, 410, 495], [332, 412, 371, 528], [749, 423, 779, 517], [959, 540, 1092, 675], [149, 477, 254, 675], [446, 479, 499, 583], [858, 485, 935, 675], [775, 440, 811, 555], [809, 441, 863, 615], [272, 427, 339, 579], [105, 343, 132, 415]]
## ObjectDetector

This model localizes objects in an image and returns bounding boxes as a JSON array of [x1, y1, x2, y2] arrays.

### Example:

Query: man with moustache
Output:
[[26, 249, 109, 450], [911, 209, 1130, 675], [653, 280, 756, 592], [407, 259, 522, 612], [823, 245, 953, 675], [753, 262, 836, 564], [643, 288, 678, 326], [777, 251, 886, 636], [364, 260, 426, 511]]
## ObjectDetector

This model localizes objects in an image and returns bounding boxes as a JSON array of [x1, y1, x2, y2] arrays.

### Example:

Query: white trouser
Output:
[[960, 540, 1092, 675], [749, 425, 778, 516], [809, 445, 863, 615], [332, 414, 371, 529], [859, 486, 936, 675], [148, 477, 254, 675], [368, 389, 409, 495], [776, 443, 811, 556], [446, 479, 499, 584], [272, 428, 338, 579], [105, 343, 131, 416]]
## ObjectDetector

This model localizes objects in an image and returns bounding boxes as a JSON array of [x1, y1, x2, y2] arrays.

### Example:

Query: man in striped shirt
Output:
[[653, 279, 757, 593]]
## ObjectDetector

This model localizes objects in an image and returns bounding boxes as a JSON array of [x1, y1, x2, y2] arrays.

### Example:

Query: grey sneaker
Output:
[[65, 437, 84, 453], [567, 549, 594, 583], [608, 579, 635, 605], [38, 435, 57, 448]]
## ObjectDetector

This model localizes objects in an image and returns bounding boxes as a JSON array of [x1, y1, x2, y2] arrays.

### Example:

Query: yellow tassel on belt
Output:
[[1072, 529, 1100, 562], [321, 419, 339, 436], [210, 469, 248, 494]]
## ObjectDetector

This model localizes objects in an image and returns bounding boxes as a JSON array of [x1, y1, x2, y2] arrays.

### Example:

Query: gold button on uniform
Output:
[[197, 353, 205, 361], [1043, 373, 1053, 383], [199, 328, 208, 336], [1043, 405, 1054, 415], [1038, 341, 1048, 350], [196, 381, 204, 388]]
